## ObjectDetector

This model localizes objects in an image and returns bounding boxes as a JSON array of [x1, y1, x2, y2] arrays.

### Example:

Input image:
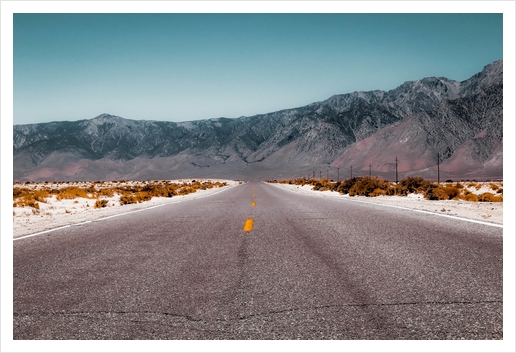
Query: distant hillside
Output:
[[13, 60, 502, 182]]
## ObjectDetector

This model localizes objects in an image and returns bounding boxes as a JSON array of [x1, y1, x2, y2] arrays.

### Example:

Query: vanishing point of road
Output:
[[13, 181, 503, 339]]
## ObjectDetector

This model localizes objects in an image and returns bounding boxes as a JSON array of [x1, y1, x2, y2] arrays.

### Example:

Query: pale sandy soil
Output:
[[271, 182, 503, 226], [12, 179, 240, 238]]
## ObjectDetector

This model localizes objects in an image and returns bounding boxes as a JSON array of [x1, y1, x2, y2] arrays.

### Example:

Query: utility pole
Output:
[[337, 167, 340, 182], [319, 171, 322, 180], [369, 164, 371, 178], [437, 152, 440, 184], [396, 156, 398, 184]]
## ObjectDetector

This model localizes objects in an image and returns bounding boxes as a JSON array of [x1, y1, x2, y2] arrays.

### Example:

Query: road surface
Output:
[[13, 181, 503, 339]]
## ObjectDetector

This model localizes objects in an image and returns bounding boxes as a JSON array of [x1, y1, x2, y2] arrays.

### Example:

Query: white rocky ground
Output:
[[270, 182, 503, 226], [12, 179, 240, 238]]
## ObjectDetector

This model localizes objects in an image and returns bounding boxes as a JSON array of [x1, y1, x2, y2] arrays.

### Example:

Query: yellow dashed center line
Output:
[[243, 218, 254, 232], [244, 188, 257, 232]]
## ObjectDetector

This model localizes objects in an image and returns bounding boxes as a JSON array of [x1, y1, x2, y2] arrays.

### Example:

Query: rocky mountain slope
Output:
[[13, 60, 503, 182]]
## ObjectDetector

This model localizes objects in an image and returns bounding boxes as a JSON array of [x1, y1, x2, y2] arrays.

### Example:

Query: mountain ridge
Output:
[[13, 60, 502, 181]]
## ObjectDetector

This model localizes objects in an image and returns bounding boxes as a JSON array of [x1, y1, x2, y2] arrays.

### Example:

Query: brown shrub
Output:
[[13, 187, 29, 198], [488, 183, 500, 191], [444, 184, 462, 199], [56, 187, 89, 200], [370, 188, 387, 197], [85, 184, 98, 194], [336, 177, 361, 195], [461, 193, 479, 202], [14, 198, 40, 209], [135, 191, 152, 202], [478, 192, 503, 202], [13, 187, 49, 208], [33, 189, 50, 202], [119, 193, 138, 205], [312, 179, 334, 191], [98, 188, 115, 197], [349, 177, 391, 197], [398, 177, 433, 194], [94, 199, 109, 208], [425, 186, 449, 200]]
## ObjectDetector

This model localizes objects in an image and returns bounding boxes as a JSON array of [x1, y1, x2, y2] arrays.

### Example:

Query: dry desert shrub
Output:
[[119, 192, 150, 205], [269, 177, 503, 202], [311, 178, 334, 191], [85, 184, 98, 194], [398, 176, 434, 194], [13, 187, 51, 209], [56, 187, 89, 200], [445, 184, 462, 200], [461, 192, 479, 202], [13, 180, 229, 208], [349, 177, 392, 197], [370, 188, 387, 197], [488, 183, 501, 191], [424, 184, 462, 200], [478, 192, 503, 202], [14, 197, 40, 209], [273, 176, 502, 203], [98, 188, 115, 197], [32, 189, 50, 202], [335, 177, 361, 194], [94, 199, 109, 208], [466, 182, 482, 190], [424, 186, 449, 200]]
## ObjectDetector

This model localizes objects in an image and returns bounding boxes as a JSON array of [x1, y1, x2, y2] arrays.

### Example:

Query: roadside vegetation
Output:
[[13, 180, 228, 210], [269, 176, 503, 202]]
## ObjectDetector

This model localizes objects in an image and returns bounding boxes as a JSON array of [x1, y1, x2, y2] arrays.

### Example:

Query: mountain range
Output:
[[13, 60, 503, 182]]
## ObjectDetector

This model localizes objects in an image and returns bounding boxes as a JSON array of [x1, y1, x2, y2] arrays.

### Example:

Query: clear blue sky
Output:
[[13, 13, 502, 125]]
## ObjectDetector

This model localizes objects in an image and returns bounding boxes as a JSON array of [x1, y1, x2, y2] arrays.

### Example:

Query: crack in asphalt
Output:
[[13, 310, 202, 322], [235, 299, 503, 321], [13, 299, 501, 322]]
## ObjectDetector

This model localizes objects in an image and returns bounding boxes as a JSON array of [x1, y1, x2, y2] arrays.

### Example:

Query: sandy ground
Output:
[[270, 182, 503, 226], [12, 179, 240, 239]]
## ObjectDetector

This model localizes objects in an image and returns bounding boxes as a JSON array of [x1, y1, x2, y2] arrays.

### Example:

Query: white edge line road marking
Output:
[[93, 204, 166, 222], [13, 183, 241, 241], [13, 225, 72, 241], [348, 197, 504, 228], [268, 183, 503, 229]]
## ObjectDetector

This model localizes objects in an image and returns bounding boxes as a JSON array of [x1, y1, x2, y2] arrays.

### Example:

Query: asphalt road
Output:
[[13, 182, 503, 339]]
